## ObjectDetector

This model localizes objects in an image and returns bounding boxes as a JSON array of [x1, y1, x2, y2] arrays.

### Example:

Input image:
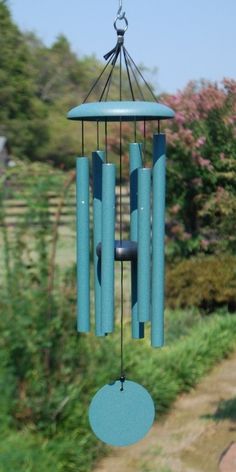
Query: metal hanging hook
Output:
[[114, 0, 128, 32]]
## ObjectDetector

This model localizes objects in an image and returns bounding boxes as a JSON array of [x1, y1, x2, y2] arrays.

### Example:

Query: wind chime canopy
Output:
[[67, 101, 174, 122]]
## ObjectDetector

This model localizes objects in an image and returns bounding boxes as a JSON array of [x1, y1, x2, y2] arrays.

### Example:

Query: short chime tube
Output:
[[129, 143, 144, 339], [101, 163, 116, 333], [138, 167, 151, 323], [76, 157, 90, 332], [92, 150, 105, 336], [151, 133, 166, 347]]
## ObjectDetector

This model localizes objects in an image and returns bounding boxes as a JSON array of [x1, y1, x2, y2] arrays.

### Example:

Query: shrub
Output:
[[166, 255, 236, 311]]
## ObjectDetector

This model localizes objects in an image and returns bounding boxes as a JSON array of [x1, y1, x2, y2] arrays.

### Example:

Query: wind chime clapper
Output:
[[67, 4, 175, 447]]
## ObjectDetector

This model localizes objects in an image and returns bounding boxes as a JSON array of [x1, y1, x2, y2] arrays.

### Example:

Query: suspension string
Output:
[[119, 45, 125, 391], [96, 121, 100, 150], [120, 119, 125, 390], [134, 120, 137, 142], [124, 47, 158, 102], [105, 121, 108, 162], [100, 50, 119, 102], [81, 121, 85, 156], [143, 120, 146, 166], [124, 48, 145, 101], [104, 52, 117, 101], [122, 46, 135, 101], [83, 53, 115, 103]]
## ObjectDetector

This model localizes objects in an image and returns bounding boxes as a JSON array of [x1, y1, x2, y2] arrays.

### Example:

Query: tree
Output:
[[0, 2, 49, 159]]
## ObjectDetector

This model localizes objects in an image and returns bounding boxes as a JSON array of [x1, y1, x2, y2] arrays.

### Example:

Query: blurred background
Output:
[[0, 1, 236, 471]]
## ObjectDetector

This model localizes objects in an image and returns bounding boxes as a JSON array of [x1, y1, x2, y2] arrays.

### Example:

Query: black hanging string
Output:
[[143, 120, 146, 166], [105, 121, 108, 162], [134, 120, 137, 142], [124, 48, 145, 101], [123, 47, 158, 102], [81, 121, 85, 156], [83, 52, 116, 103], [99, 50, 119, 102], [122, 47, 135, 101], [119, 41, 125, 391], [97, 121, 100, 150]]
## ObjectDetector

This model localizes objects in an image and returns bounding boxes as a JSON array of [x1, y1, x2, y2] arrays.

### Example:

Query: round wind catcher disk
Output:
[[67, 0, 175, 447], [89, 380, 155, 447]]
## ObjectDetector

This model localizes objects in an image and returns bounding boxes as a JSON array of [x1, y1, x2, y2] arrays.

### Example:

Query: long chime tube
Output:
[[101, 163, 116, 333], [92, 150, 105, 336], [76, 157, 90, 332], [138, 167, 151, 322], [151, 133, 166, 347], [129, 143, 144, 339]]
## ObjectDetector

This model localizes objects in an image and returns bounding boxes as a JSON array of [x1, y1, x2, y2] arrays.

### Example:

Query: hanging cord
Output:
[[123, 48, 145, 101], [122, 46, 135, 101], [96, 121, 100, 150], [143, 120, 146, 166], [81, 121, 85, 155], [83, 52, 116, 103], [105, 121, 108, 162], [119, 45, 125, 392], [123, 47, 158, 102]]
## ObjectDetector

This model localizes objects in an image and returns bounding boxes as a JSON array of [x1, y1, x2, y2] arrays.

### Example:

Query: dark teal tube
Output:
[[138, 167, 151, 322], [92, 150, 105, 337], [129, 143, 144, 339], [76, 157, 90, 332], [101, 163, 116, 333], [151, 134, 166, 347]]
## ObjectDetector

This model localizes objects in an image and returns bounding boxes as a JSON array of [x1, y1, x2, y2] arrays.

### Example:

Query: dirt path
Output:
[[93, 352, 236, 472]]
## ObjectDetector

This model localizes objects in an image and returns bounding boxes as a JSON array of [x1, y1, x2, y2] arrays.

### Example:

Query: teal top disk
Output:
[[67, 101, 175, 122], [88, 380, 155, 447]]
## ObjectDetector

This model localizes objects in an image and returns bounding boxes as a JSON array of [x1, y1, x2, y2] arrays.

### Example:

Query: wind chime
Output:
[[68, 1, 175, 447]]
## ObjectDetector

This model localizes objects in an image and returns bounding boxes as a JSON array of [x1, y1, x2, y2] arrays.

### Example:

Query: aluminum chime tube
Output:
[[101, 163, 116, 333], [138, 167, 151, 323], [92, 150, 106, 336], [151, 133, 166, 347], [76, 157, 90, 332], [129, 143, 144, 339]]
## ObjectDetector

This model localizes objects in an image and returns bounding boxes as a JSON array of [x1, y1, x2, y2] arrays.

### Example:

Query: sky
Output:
[[9, 0, 236, 94]]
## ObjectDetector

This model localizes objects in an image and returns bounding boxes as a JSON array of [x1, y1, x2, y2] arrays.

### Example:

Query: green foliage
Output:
[[1, 167, 236, 470], [0, 3, 107, 165], [0, 431, 59, 472], [0, 2, 49, 159], [166, 255, 236, 311]]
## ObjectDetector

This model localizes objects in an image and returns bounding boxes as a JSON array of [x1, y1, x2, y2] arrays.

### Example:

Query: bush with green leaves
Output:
[[166, 255, 236, 311]]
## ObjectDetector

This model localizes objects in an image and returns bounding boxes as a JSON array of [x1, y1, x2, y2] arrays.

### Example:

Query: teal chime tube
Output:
[[129, 144, 144, 339], [151, 134, 166, 347], [101, 163, 116, 333], [76, 157, 90, 332], [92, 150, 105, 337], [138, 167, 151, 323]]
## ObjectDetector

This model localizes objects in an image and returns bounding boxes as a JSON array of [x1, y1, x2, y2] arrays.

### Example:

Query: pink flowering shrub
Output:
[[161, 79, 236, 257]]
